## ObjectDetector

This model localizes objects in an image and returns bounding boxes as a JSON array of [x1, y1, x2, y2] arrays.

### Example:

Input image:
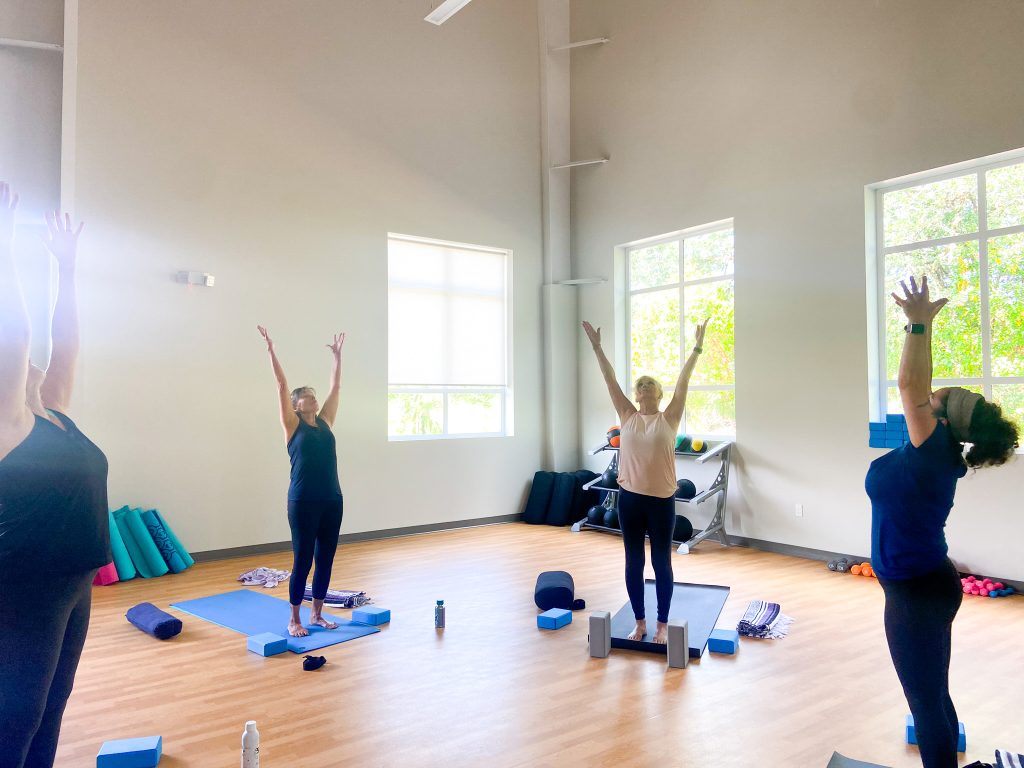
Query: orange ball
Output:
[[862, 566, 873, 577], [851, 565, 862, 576], [609, 435, 621, 448]]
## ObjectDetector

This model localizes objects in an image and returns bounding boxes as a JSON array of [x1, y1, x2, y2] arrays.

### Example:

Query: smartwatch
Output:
[[904, 323, 926, 335]]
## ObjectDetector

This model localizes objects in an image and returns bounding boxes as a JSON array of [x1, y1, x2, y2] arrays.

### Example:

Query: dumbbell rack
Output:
[[570, 440, 734, 554]]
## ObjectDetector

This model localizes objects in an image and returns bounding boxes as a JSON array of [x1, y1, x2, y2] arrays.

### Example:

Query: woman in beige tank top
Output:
[[583, 319, 709, 644]]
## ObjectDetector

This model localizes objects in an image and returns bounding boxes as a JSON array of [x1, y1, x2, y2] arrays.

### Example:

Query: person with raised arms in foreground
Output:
[[257, 325, 346, 638], [583, 317, 709, 644], [867, 275, 1018, 768]]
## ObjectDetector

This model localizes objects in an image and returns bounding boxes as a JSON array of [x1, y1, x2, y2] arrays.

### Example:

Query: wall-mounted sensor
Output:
[[176, 271, 215, 287]]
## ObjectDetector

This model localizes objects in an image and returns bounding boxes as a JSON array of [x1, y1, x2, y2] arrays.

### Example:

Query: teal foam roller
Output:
[[352, 606, 391, 625], [538, 608, 572, 630], [96, 735, 162, 767], [247, 632, 288, 656], [905, 714, 964, 752]]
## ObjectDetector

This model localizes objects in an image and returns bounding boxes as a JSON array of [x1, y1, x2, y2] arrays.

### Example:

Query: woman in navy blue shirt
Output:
[[866, 275, 1018, 768], [257, 325, 345, 638], [0, 185, 111, 768]]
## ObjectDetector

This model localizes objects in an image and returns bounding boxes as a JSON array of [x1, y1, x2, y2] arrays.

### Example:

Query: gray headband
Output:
[[946, 388, 983, 442]]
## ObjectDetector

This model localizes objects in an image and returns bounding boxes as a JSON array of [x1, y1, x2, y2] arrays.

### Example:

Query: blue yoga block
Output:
[[869, 422, 887, 434], [869, 436, 886, 449], [537, 608, 572, 630], [884, 438, 904, 448], [247, 632, 288, 656], [886, 413, 906, 424], [707, 628, 739, 654], [905, 714, 965, 752], [352, 606, 391, 625], [97, 735, 162, 767]]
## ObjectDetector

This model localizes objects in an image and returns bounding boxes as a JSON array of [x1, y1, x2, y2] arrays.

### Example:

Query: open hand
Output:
[[257, 325, 274, 351], [42, 211, 84, 268], [582, 321, 601, 348], [326, 332, 345, 358], [891, 275, 948, 324], [0, 182, 19, 244], [693, 317, 710, 349]]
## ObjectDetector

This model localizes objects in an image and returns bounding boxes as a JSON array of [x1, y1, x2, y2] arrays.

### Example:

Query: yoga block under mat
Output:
[[171, 589, 379, 653], [93, 562, 119, 586], [610, 580, 730, 658], [352, 606, 390, 625], [247, 632, 287, 656], [708, 628, 740, 654], [905, 714, 965, 752], [96, 735, 162, 767], [589, 611, 611, 658], [537, 608, 571, 630], [825, 752, 890, 768]]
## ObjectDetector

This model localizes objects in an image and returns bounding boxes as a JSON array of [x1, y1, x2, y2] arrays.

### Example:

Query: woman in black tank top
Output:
[[257, 325, 346, 638], [0, 187, 111, 768]]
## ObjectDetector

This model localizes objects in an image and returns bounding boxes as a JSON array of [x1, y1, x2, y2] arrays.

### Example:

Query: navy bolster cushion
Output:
[[535, 570, 575, 611], [522, 471, 556, 525], [126, 602, 182, 640]]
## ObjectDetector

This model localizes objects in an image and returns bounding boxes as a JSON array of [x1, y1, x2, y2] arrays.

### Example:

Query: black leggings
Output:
[[0, 570, 95, 768], [618, 488, 675, 624], [879, 559, 963, 768], [287, 497, 343, 606]]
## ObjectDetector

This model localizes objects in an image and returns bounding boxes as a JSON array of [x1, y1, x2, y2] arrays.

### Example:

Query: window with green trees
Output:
[[870, 154, 1024, 434], [626, 222, 735, 437]]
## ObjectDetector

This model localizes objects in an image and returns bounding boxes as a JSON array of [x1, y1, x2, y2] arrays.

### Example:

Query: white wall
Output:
[[71, 0, 546, 552], [570, 0, 1024, 578]]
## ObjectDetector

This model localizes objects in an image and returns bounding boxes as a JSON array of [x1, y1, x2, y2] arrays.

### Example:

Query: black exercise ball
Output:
[[599, 468, 619, 489], [603, 508, 620, 529], [675, 478, 697, 500], [586, 505, 605, 526], [673, 515, 693, 543]]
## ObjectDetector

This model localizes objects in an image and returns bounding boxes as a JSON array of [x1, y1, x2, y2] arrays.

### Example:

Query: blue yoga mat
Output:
[[170, 589, 379, 653]]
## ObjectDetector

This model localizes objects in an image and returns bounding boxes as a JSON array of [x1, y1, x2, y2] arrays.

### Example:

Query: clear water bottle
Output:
[[434, 600, 445, 628], [241, 720, 260, 767]]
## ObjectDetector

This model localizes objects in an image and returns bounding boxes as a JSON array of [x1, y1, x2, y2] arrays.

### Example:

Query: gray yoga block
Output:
[[589, 611, 611, 658], [667, 620, 689, 668]]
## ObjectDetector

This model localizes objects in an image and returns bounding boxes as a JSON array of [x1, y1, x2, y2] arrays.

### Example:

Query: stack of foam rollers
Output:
[[92, 506, 194, 586]]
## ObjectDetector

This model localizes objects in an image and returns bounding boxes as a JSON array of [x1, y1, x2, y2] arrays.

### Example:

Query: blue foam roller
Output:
[[247, 632, 288, 656], [352, 606, 391, 625], [537, 608, 572, 630], [905, 714, 965, 752], [708, 628, 740, 654], [96, 735, 162, 767]]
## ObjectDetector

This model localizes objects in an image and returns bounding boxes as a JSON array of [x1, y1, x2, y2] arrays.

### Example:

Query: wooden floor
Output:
[[56, 523, 1023, 767]]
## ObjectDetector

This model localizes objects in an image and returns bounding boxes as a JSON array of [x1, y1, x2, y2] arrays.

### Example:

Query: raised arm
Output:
[[582, 321, 635, 422], [257, 325, 299, 440], [318, 332, 344, 428], [663, 318, 709, 427], [892, 275, 948, 447], [39, 211, 85, 414], [0, 182, 32, 426]]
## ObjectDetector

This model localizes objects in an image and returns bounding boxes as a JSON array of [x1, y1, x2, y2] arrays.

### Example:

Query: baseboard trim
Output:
[[191, 514, 521, 563]]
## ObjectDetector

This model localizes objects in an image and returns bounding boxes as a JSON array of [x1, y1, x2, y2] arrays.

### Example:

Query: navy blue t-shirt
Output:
[[286, 417, 342, 501], [0, 411, 112, 579], [866, 420, 966, 580]]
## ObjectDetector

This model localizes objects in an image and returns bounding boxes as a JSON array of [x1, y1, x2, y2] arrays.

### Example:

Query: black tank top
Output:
[[0, 412, 112, 579], [286, 417, 342, 501]]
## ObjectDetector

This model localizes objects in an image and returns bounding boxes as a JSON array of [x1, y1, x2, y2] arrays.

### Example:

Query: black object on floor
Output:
[[302, 655, 327, 671], [609, 579, 729, 658], [825, 752, 890, 768]]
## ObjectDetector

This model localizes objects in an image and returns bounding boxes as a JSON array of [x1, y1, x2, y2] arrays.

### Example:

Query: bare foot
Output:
[[627, 620, 647, 641], [653, 622, 669, 644], [288, 621, 309, 637], [309, 615, 338, 630]]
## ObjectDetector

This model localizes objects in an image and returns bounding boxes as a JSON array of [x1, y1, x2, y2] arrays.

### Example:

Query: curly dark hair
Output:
[[965, 400, 1020, 468]]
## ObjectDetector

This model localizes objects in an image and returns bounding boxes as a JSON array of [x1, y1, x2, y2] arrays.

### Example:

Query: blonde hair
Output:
[[633, 375, 663, 400]]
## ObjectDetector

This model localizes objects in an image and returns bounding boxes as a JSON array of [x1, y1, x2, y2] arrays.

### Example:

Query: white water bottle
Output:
[[434, 600, 445, 628], [241, 721, 260, 767]]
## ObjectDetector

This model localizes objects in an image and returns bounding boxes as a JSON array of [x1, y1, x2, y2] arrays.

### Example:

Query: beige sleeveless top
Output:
[[617, 410, 677, 498]]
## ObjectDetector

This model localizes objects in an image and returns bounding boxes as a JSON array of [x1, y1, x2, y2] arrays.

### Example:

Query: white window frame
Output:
[[387, 233, 513, 441], [866, 147, 1024, 423], [623, 218, 735, 439]]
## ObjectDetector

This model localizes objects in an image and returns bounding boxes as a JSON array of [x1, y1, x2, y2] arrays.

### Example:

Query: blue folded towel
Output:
[[126, 602, 182, 640]]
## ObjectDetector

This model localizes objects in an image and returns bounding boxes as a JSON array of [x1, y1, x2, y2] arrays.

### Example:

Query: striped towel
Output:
[[737, 599, 794, 639], [238, 567, 291, 588], [303, 587, 370, 608], [997, 750, 1024, 768]]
